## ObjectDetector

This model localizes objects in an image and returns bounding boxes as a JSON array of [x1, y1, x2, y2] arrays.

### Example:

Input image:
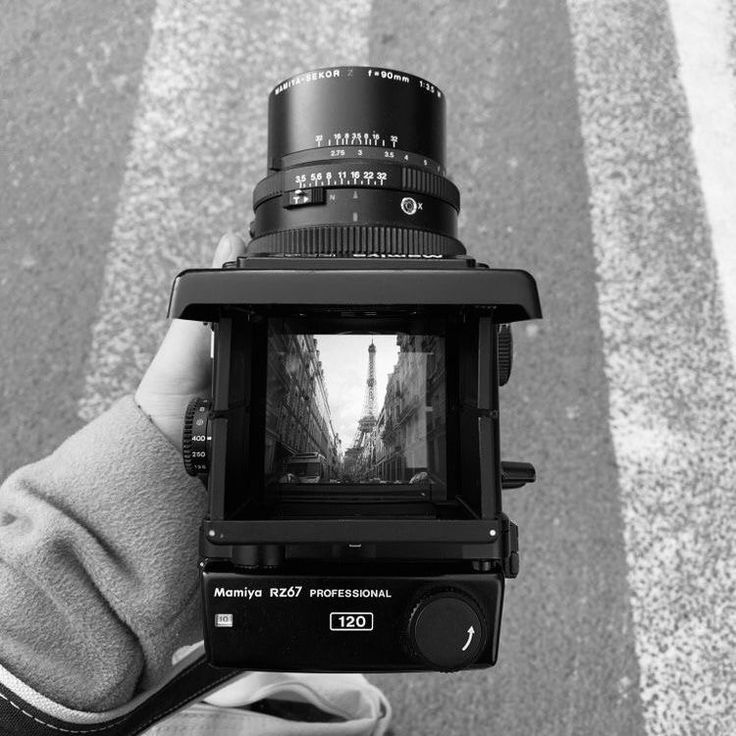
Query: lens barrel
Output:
[[248, 66, 465, 258], [267, 67, 446, 170]]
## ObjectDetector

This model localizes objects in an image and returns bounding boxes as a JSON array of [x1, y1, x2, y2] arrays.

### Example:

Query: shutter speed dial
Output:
[[406, 588, 487, 670], [182, 397, 211, 477]]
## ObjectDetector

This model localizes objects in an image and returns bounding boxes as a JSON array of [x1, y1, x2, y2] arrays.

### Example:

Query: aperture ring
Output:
[[246, 226, 465, 257], [253, 162, 460, 211]]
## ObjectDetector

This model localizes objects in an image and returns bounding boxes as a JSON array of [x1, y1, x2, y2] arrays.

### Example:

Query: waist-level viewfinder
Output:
[[172, 66, 541, 672]]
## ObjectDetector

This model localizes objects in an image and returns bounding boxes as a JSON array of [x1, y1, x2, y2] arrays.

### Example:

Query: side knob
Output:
[[498, 324, 513, 386], [406, 589, 487, 670], [182, 397, 211, 477]]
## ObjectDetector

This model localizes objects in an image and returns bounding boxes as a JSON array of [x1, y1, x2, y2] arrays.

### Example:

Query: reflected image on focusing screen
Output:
[[265, 327, 447, 497]]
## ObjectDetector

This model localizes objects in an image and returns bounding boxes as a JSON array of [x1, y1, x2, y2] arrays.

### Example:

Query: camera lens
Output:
[[248, 66, 465, 258]]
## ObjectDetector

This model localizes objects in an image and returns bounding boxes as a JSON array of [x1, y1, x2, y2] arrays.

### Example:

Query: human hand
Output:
[[134, 233, 247, 450]]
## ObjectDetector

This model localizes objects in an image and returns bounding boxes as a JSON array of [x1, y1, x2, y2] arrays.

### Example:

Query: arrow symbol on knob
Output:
[[461, 626, 475, 652]]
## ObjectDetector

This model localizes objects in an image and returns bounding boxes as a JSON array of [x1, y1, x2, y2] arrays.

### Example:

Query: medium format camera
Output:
[[172, 67, 541, 672]]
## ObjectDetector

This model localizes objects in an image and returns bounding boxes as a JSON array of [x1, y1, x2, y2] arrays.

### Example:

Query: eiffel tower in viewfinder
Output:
[[350, 340, 377, 452]]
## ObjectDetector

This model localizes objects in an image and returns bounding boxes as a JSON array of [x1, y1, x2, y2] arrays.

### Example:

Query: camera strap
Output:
[[0, 649, 241, 736]]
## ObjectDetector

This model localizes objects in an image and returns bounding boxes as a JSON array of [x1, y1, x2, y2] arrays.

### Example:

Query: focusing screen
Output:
[[265, 326, 447, 492]]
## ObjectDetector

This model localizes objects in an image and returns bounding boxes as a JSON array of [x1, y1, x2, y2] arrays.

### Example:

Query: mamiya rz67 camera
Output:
[[171, 67, 541, 672]]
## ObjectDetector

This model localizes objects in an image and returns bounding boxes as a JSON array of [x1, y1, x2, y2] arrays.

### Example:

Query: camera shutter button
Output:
[[406, 589, 486, 670]]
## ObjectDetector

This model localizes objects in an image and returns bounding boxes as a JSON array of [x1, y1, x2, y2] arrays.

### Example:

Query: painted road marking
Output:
[[568, 1, 736, 733], [668, 0, 736, 368], [78, 0, 371, 422]]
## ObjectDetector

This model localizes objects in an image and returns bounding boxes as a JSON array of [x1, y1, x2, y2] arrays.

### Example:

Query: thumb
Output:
[[134, 232, 248, 447], [137, 232, 247, 394], [153, 230, 247, 370]]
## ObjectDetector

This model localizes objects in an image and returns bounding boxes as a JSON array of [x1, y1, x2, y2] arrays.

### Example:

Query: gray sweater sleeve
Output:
[[0, 396, 206, 712]]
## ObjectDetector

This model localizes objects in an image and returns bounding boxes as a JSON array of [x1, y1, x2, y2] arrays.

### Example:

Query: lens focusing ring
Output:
[[247, 226, 465, 257]]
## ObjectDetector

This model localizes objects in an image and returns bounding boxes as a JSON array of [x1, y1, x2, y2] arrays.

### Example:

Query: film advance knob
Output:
[[407, 590, 486, 670], [182, 397, 211, 477]]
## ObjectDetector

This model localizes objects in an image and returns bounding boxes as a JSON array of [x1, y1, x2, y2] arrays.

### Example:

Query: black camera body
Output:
[[170, 67, 541, 672]]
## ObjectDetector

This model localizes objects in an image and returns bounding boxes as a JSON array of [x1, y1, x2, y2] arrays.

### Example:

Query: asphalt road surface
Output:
[[2, 1, 735, 734]]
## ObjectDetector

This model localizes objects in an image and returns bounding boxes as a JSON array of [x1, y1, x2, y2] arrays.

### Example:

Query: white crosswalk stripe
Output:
[[568, 0, 736, 733], [77, 0, 371, 421], [668, 0, 736, 366]]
